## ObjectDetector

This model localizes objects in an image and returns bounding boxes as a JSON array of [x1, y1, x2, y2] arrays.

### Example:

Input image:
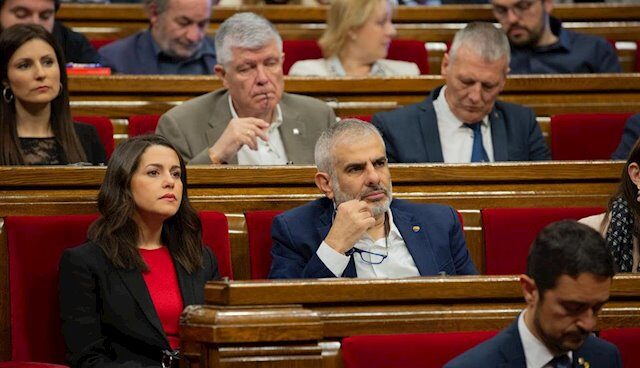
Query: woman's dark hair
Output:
[[604, 138, 640, 232], [0, 24, 86, 165], [88, 135, 204, 273]]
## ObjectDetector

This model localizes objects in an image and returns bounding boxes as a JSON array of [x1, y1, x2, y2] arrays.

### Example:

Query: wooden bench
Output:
[[179, 275, 640, 368]]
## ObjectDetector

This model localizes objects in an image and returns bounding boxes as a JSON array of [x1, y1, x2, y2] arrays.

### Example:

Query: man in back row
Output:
[[446, 220, 622, 367], [268, 119, 478, 279], [491, 0, 620, 74], [373, 22, 550, 164], [157, 12, 336, 164]]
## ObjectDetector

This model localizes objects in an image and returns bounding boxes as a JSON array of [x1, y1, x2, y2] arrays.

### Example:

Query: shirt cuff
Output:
[[317, 241, 351, 277]]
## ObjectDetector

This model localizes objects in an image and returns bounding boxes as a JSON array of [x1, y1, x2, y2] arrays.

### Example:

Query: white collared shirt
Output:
[[327, 56, 387, 76], [518, 310, 573, 368], [433, 85, 495, 163], [316, 208, 420, 278], [228, 96, 289, 165]]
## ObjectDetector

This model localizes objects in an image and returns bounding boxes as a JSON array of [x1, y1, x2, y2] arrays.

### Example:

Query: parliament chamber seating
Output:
[[482, 207, 605, 275], [0, 363, 68, 368], [128, 115, 161, 137], [73, 116, 115, 158], [340, 330, 498, 368], [282, 39, 429, 75], [600, 328, 640, 368], [550, 113, 634, 160], [244, 210, 282, 279], [199, 211, 234, 279]]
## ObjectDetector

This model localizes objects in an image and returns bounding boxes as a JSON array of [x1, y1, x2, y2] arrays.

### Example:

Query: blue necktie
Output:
[[548, 354, 572, 368], [466, 122, 489, 162]]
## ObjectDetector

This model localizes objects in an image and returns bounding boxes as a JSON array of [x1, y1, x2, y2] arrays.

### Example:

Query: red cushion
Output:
[[89, 39, 115, 51], [244, 210, 283, 279], [73, 116, 115, 158], [637, 42, 640, 72], [550, 113, 633, 160], [482, 207, 604, 275], [340, 115, 372, 122], [341, 330, 498, 368], [600, 327, 640, 368], [199, 211, 233, 279], [6, 214, 99, 363], [283, 39, 428, 75], [128, 115, 161, 137], [0, 363, 68, 368]]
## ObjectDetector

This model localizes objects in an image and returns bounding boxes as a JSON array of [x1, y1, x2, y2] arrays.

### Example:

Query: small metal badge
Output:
[[412, 225, 420, 232]]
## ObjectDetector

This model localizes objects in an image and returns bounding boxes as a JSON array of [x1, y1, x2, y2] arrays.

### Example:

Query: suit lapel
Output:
[[498, 319, 527, 368], [489, 108, 508, 161], [206, 91, 238, 164], [419, 89, 444, 162], [391, 203, 439, 276], [278, 94, 308, 165], [116, 268, 167, 344], [317, 200, 357, 277]]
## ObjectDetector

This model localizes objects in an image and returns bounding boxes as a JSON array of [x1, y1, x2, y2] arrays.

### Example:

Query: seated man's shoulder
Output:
[[494, 99, 535, 121], [278, 197, 332, 222], [394, 199, 453, 217], [281, 92, 332, 112], [372, 99, 423, 125], [162, 90, 224, 120], [444, 329, 513, 367], [579, 335, 621, 361], [99, 32, 143, 55]]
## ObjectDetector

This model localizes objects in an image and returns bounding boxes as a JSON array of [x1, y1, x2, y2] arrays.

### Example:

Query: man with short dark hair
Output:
[[99, 0, 216, 74], [445, 220, 622, 368], [372, 22, 550, 163], [0, 0, 99, 63], [491, 0, 620, 73], [268, 119, 478, 279]]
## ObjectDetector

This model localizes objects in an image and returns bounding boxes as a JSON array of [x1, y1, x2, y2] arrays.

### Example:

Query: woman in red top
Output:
[[59, 135, 219, 368]]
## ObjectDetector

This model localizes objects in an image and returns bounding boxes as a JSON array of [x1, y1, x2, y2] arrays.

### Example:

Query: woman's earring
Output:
[[2, 87, 13, 103]]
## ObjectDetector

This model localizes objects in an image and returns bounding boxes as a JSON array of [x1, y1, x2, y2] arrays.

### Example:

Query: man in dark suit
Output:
[[268, 119, 478, 279], [612, 113, 640, 160], [445, 220, 621, 368], [372, 22, 550, 163]]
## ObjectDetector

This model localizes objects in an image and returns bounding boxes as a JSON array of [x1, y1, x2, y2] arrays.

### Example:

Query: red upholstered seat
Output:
[[341, 330, 498, 368], [198, 211, 233, 279], [244, 210, 283, 279], [550, 113, 633, 160], [282, 39, 429, 75], [482, 207, 604, 275], [88, 39, 115, 51], [0, 363, 68, 368], [340, 115, 372, 122], [600, 327, 640, 368], [73, 115, 115, 158], [6, 214, 99, 364], [128, 115, 161, 137], [637, 41, 640, 72]]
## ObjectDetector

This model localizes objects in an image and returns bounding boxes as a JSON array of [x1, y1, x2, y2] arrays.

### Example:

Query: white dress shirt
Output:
[[228, 96, 289, 165], [518, 310, 573, 368], [316, 208, 420, 278], [433, 86, 495, 163]]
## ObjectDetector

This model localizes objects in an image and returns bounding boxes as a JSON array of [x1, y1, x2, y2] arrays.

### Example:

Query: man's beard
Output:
[[533, 303, 589, 355], [332, 181, 393, 217]]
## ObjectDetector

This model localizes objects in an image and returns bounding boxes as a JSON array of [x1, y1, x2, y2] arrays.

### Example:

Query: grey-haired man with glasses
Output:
[[491, 0, 620, 73], [268, 119, 478, 279]]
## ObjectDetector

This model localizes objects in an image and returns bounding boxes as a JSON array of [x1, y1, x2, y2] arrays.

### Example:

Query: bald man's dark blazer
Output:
[[371, 86, 551, 163], [59, 242, 219, 368]]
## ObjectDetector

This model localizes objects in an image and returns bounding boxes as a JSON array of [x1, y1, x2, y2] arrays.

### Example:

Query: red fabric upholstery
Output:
[[637, 41, 640, 72], [89, 39, 115, 51], [128, 115, 161, 137], [282, 39, 429, 75], [199, 211, 233, 279], [0, 363, 68, 368], [600, 328, 640, 368], [482, 207, 604, 275], [6, 214, 99, 364], [341, 330, 498, 368], [73, 115, 115, 158], [550, 113, 633, 160], [244, 210, 283, 279], [340, 115, 372, 122]]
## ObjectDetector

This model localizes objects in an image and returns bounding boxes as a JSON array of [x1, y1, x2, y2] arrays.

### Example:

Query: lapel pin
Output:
[[292, 128, 300, 135], [412, 225, 420, 232]]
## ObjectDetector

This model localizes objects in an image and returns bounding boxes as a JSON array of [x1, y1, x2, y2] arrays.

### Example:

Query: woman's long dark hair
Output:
[[88, 135, 204, 273], [604, 138, 640, 233], [0, 24, 86, 165]]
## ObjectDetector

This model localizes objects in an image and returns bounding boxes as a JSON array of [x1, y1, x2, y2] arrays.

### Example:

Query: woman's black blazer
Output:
[[59, 241, 219, 368]]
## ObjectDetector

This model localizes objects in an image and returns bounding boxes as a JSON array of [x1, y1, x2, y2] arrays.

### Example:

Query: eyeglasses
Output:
[[346, 247, 388, 265], [492, 0, 537, 19]]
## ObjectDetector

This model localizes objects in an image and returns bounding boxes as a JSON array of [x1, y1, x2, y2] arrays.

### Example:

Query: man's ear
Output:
[[146, 1, 160, 25], [440, 52, 450, 78], [519, 274, 538, 306], [315, 171, 334, 199], [628, 162, 640, 187], [542, 0, 554, 14], [214, 64, 229, 88]]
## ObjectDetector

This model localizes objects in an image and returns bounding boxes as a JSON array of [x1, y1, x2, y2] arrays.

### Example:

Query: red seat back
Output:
[[129, 115, 161, 137], [198, 211, 233, 279], [89, 39, 115, 51], [341, 330, 498, 368], [6, 214, 99, 364], [283, 39, 428, 75], [482, 207, 604, 275], [0, 363, 68, 368], [244, 210, 283, 279], [550, 113, 633, 160], [600, 327, 640, 368], [637, 41, 640, 72], [73, 116, 115, 158]]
